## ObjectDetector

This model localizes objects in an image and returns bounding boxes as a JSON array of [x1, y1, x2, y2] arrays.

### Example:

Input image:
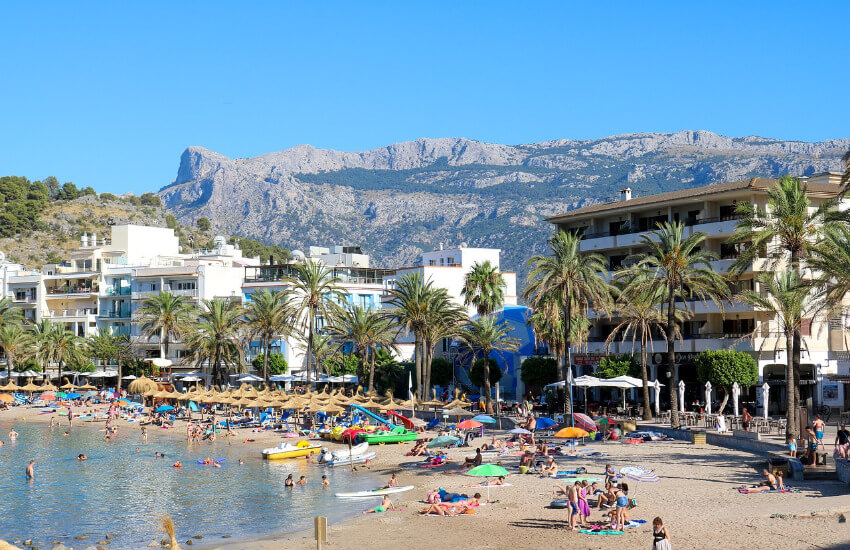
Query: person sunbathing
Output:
[[463, 476, 505, 488], [539, 456, 558, 476], [459, 448, 483, 471], [746, 470, 784, 492], [418, 502, 473, 516], [407, 441, 427, 456], [595, 482, 617, 509]]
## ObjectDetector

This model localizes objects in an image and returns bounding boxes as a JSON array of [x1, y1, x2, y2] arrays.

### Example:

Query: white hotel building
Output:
[[547, 172, 850, 415]]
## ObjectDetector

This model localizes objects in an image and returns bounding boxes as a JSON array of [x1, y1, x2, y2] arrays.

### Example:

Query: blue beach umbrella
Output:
[[155, 405, 174, 412], [472, 415, 497, 424], [535, 417, 557, 429], [64, 392, 81, 399]]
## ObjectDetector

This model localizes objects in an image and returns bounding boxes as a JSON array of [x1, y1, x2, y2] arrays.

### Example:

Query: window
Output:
[[801, 318, 812, 336], [719, 204, 737, 220], [446, 257, 455, 265], [722, 319, 754, 336], [174, 349, 190, 359], [440, 258, 445, 266], [14, 290, 26, 301], [174, 281, 196, 291], [429, 259, 436, 266]]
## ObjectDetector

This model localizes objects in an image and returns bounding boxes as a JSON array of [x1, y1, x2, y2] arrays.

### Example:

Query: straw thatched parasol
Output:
[[317, 403, 345, 415], [40, 381, 58, 392], [0, 381, 20, 392], [59, 382, 76, 390], [78, 383, 98, 391], [128, 376, 158, 394], [20, 381, 41, 392]]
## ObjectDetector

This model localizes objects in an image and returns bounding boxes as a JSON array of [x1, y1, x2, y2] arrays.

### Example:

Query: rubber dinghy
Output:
[[327, 451, 376, 466], [335, 485, 414, 498], [261, 440, 322, 460], [318, 442, 369, 463]]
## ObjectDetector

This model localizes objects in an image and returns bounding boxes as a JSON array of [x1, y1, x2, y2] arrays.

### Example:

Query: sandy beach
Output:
[[1, 405, 849, 550]]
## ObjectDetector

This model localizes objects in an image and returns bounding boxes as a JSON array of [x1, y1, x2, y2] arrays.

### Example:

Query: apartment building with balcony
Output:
[[387, 245, 518, 368], [546, 172, 849, 414], [241, 245, 394, 375]]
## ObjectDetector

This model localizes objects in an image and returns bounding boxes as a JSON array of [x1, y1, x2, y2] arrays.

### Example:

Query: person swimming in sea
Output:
[[25, 460, 34, 479], [9, 429, 18, 440], [284, 474, 294, 487], [76, 454, 87, 460], [322, 475, 330, 487]]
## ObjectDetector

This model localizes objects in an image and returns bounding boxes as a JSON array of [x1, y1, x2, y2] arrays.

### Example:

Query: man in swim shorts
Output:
[[567, 484, 580, 531], [812, 415, 825, 447], [364, 495, 394, 514], [25, 460, 34, 479]]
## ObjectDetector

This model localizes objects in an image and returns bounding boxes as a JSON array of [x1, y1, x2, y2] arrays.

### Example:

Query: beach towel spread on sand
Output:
[[737, 487, 799, 494], [580, 529, 624, 535]]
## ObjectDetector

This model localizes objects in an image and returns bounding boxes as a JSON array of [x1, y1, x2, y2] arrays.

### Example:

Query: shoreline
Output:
[[3, 405, 850, 549]]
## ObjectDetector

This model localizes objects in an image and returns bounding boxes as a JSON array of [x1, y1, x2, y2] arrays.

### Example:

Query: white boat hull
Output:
[[327, 451, 376, 467], [335, 484, 414, 498]]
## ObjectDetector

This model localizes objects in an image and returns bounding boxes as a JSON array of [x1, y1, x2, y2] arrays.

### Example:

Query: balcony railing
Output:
[[46, 286, 98, 295], [580, 214, 747, 240], [48, 308, 98, 318], [102, 287, 132, 296], [101, 308, 131, 319]]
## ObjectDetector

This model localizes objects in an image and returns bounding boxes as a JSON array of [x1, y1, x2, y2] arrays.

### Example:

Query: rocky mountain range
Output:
[[157, 131, 850, 282]]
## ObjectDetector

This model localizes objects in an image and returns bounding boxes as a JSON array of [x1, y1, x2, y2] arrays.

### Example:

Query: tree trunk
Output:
[[368, 347, 376, 393], [792, 330, 802, 434], [414, 336, 423, 400], [786, 333, 798, 439], [482, 350, 492, 414], [6, 355, 12, 380], [117, 357, 122, 394], [262, 337, 271, 385], [160, 328, 167, 363], [640, 341, 652, 420], [423, 338, 433, 400], [306, 310, 314, 387], [666, 286, 680, 428], [790, 250, 802, 439], [562, 301, 573, 419], [718, 387, 729, 414]]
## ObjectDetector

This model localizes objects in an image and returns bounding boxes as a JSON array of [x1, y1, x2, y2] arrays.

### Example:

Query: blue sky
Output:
[[1, 2, 848, 194]]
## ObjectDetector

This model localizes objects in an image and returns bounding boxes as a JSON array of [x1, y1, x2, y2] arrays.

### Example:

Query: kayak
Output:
[[261, 440, 322, 460], [327, 451, 376, 467], [335, 485, 414, 498], [357, 427, 418, 444], [319, 442, 369, 463]]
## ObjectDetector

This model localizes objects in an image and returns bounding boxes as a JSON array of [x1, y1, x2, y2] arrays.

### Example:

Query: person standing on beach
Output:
[[25, 460, 34, 479], [812, 415, 825, 447], [567, 483, 580, 531], [742, 408, 752, 432], [652, 517, 672, 549]]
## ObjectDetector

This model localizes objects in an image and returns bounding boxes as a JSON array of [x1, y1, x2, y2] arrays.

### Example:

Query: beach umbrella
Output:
[[20, 381, 40, 392], [59, 382, 77, 390], [457, 419, 483, 430], [595, 416, 617, 427], [472, 415, 497, 424], [535, 417, 557, 429], [78, 383, 97, 391], [155, 404, 174, 412], [0, 381, 19, 391], [442, 407, 474, 417], [40, 393, 57, 401], [0, 393, 13, 403], [620, 466, 659, 483], [509, 427, 531, 435], [554, 427, 589, 439], [127, 376, 157, 395], [64, 392, 81, 399], [572, 412, 596, 432], [427, 435, 461, 448], [467, 464, 510, 502]]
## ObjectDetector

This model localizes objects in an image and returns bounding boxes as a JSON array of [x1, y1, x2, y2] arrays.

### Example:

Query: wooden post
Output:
[[314, 516, 328, 550]]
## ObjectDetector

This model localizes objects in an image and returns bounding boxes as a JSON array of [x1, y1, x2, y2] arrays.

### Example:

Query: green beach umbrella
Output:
[[467, 464, 509, 502]]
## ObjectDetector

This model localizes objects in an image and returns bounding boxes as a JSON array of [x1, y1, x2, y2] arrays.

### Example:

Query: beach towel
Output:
[[551, 476, 602, 483], [737, 486, 799, 494], [580, 529, 624, 535], [469, 483, 512, 488]]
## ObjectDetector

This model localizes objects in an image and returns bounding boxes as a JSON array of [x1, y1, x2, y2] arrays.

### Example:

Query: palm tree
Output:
[[136, 292, 195, 362], [458, 316, 520, 413], [185, 298, 246, 387], [524, 230, 612, 415], [31, 320, 56, 379], [244, 289, 293, 385], [463, 261, 506, 316], [289, 260, 345, 385], [0, 297, 21, 328], [86, 330, 132, 383], [625, 222, 729, 428], [388, 272, 465, 399], [330, 305, 401, 392], [48, 326, 83, 382], [0, 322, 32, 379], [310, 333, 338, 376], [729, 175, 848, 429], [737, 271, 820, 439], [608, 269, 682, 420]]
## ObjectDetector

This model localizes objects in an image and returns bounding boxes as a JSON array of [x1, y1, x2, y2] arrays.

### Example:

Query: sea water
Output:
[[0, 418, 379, 549]]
